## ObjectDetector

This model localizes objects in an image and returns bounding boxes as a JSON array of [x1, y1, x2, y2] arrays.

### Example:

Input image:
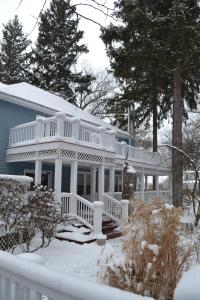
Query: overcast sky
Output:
[[0, 0, 113, 71]]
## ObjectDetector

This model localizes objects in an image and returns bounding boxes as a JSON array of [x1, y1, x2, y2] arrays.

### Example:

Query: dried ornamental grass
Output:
[[99, 200, 192, 300]]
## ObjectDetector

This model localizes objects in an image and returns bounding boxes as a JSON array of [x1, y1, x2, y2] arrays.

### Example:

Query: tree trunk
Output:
[[172, 68, 183, 207], [152, 100, 158, 152], [152, 100, 158, 190]]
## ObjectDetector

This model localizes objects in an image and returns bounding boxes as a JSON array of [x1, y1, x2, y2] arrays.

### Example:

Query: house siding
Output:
[[0, 99, 49, 175]]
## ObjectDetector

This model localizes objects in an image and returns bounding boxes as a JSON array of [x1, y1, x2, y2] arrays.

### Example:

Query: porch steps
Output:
[[102, 219, 122, 240], [55, 218, 122, 244]]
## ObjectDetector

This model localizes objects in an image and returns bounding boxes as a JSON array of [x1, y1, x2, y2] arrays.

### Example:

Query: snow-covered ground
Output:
[[35, 237, 123, 282]]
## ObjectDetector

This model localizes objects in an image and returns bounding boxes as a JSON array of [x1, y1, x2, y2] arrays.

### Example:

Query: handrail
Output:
[[0, 251, 141, 300], [103, 193, 122, 222]]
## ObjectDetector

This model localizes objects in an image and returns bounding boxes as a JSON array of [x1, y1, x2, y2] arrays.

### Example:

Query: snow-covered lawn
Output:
[[35, 237, 123, 282]]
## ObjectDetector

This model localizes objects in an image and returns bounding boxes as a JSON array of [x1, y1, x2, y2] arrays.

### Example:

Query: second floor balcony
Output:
[[7, 112, 164, 167]]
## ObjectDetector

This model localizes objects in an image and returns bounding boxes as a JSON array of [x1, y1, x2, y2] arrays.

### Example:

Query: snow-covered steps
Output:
[[55, 218, 122, 244], [56, 220, 96, 245]]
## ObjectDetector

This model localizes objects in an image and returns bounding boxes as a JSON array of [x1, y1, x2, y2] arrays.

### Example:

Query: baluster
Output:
[[22, 287, 32, 300], [1, 277, 12, 300]]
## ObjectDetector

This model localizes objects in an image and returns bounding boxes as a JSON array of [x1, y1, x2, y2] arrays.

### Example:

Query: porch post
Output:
[[145, 175, 148, 191], [109, 166, 115, 196], [98, 164, 105, 202], [70, 160, 78, 194], [35, 160, 42, 185], [70, 160, 78, 214], [169, 174, 172, 203], [54, 158, 62, 203], [91, 167, 96, 202], [141, 171, 145, 201], [155, 173, 159, 198]]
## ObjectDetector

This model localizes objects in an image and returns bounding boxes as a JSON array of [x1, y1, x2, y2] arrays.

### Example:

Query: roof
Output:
[[0, 82, 129, 136]]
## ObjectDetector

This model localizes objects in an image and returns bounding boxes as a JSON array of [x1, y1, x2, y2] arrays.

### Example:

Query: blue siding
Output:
[[0, 99, 48, 175]]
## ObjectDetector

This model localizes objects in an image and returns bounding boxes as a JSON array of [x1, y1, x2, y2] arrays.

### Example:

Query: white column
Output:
[[121, 200, 129, 224], [145, 175, 148, 191], [71, 117, 80, 141], [70, 160, 78, 194], [70, 160, 78, 214], [36, 116, 44, 139], [93, 201, 103, 235], [98, 164, 105, 202], [169, 174, 172, 202], [55, 112, 65, 138], [91, 167, 96, 201], [109, 166, 115, 196], [141, 171, 145, 201], [54, 158, 62, 203], [35, 160, 42, 185], [155, 174, 159, 198]]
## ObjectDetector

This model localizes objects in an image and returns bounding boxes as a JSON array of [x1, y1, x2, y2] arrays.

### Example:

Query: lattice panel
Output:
[[0, 232, 22, 250], [37, 149, 58, 158], [105, 157, 115, 165], [6, 151, 37, 162], [60, 149, 76, 159], [77, 152, 103, 163]]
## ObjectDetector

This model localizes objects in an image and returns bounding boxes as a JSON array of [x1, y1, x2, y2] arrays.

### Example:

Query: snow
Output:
[[148, 244, 160, 256], [56, 231, 96, 242], [34, 238, 122, 282], [127, 165, 136, 174], [0, 174, 33, 183], [0, 82, 128, 135], [18, 253, 44, 265], [174, 264, 200, 300], [152, 209, 162, 215], [165, 203, 173, 210]]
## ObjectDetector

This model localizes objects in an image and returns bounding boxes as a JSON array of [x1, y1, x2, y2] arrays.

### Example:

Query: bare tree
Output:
[[74, 65, 117, 119]]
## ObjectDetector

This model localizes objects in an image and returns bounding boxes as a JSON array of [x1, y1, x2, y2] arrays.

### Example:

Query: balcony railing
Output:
[[115, 141, 160, 165], [8, 112, 166, 166], [9, 112, 115, 152]]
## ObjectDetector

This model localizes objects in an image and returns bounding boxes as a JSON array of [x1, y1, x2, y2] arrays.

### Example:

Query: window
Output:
[[24, 170, 52, 189], [115, 173, 122, 192]]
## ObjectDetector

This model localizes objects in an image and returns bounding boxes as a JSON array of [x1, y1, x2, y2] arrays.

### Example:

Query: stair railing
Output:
[[103, 194, 129, 224], [61, 193, 103, 235]]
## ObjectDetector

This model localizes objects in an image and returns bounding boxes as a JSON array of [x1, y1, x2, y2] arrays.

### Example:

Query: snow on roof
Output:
[[0, 82, 128, 134], [0, 174, 33, 183]]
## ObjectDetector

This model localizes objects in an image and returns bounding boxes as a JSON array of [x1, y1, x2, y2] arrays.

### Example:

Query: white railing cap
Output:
[[93, 201, 104, 207], [55, 111, 66, 118], [36, 116, 44, 122], [71, 116, 80, 122], [0, 251, 146, 300]]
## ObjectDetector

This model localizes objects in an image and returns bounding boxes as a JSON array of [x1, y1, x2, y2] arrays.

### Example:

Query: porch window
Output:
[[115, 173, 122, 192], [24, 170, 52, 189]]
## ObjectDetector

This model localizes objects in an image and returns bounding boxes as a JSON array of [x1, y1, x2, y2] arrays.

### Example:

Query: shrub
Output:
[[99, 200, 192, 300], [0, 179, 62, 252]]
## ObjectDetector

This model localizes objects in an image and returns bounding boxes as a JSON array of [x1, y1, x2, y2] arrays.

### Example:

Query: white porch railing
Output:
[[103, 194, 129, 224], [8, 113, 115, 152], [115, 141, 160, 164], [61, 193, 103, 234], [0, 251, 140, 300]]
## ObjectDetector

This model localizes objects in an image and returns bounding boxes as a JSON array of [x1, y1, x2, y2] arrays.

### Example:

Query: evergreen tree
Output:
[[0, 15, 31, 84], [102, 0, 200, 207], [32, 0, 89, 102]]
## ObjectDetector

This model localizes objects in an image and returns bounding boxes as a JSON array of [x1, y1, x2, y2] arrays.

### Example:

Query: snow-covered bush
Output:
[[0, 179, 62, 252], [0, 178, 28, 234], [99, 200, 192, 300], [19, 185, 62, 252]]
